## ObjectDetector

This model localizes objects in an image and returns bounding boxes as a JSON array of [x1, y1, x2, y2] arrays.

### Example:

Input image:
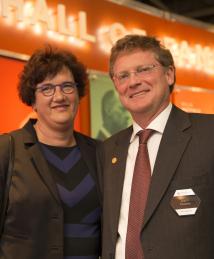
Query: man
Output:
[[97, 34, 214, 259], [96, 89, 130, 140]]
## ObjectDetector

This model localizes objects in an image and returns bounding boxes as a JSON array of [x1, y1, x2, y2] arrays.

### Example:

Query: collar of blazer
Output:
[[12, 119, 99, 205], [143, 105, 192, 229]]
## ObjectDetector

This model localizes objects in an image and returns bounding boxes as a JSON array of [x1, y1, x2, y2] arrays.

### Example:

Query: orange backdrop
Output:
[[0, 56, 82, 133], [0, 0, 213, 134]]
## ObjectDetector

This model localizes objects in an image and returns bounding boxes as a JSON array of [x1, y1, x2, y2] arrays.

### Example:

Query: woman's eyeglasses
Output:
[[36, 82, 78, 96]]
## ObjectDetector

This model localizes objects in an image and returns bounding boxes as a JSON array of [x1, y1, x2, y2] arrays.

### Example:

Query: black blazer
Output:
[[97, 105, 214, 259], [0, 119, 101, 259]]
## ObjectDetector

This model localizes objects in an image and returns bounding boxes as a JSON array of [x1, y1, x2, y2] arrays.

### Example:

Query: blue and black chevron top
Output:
[[40, 143, 101, 259]]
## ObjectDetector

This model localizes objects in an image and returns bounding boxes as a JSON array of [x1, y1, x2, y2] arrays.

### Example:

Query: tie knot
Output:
[[137, 129, 154, 144]]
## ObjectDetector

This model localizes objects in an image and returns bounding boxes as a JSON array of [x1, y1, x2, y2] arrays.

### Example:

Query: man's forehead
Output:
[[113, 50, 157, 71]]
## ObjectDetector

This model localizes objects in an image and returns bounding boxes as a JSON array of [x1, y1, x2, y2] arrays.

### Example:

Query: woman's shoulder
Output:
[[74, 131, 101, 146]]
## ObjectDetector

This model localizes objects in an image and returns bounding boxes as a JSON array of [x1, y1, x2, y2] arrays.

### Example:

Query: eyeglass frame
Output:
[[113, 63, 163, 85], [35, 81, 78, 97]]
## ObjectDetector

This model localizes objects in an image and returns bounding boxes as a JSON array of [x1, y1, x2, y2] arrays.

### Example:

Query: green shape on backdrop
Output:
[[89, 71, 131, 140]]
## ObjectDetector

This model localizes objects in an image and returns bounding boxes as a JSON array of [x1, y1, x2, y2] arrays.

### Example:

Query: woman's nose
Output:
[[53, 86, 65, 100]]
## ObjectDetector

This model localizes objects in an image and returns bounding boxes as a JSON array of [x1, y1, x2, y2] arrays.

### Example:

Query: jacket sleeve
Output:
[[0, 134, 11, 203]]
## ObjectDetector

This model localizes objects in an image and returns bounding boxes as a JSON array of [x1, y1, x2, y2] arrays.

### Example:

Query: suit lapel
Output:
[[21, 120, 61, 205], [108, 127, 133, 232], [28, 144, 61, 204], [143, 106, 192, 228], [75, 132, 97, 181]]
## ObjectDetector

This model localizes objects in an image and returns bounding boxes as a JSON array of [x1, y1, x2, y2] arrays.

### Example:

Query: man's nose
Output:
[[128, 71, 141, 86]]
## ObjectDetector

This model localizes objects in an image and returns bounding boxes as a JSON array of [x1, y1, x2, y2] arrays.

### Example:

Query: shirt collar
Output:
[[130, 103, 172, 143]]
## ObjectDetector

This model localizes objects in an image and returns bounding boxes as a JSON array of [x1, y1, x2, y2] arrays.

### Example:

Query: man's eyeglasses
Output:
[[36, 82, 78, 96], [113, 64, 160, 85]]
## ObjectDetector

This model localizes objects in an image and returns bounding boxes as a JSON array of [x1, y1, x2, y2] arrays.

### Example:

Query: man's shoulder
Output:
[[103, 126, 133, 145], [184, 109, 214, 126], [96, 129, 109, 141], [172, 105, 214, 127], [189, 112, 214, 121], [173, 105, 214, 119], [173, 106, 214, 135]]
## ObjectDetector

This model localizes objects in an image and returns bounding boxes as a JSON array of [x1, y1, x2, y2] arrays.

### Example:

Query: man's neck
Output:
[[132, 102, 170, 129]]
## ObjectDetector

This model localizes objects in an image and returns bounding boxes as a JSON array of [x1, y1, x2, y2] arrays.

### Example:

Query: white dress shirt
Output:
[[115, 103, 172, 259]]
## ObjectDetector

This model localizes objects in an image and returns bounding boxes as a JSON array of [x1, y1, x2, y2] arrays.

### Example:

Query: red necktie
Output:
[[126, 129, 154, 259]]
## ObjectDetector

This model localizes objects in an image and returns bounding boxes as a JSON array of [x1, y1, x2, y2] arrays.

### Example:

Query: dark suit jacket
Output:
[[97, 105, 214, 259], [0, 119, 101, 259]]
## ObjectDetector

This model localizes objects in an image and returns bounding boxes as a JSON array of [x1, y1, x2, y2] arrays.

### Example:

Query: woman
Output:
[[0, 46, 101, 259]]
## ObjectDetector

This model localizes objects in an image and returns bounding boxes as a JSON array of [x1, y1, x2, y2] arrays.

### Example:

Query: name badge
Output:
[[170, 188, 201, 216]]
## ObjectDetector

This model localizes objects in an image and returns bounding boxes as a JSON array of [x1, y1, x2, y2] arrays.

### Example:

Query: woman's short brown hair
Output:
[[18, 46, 88, 106]]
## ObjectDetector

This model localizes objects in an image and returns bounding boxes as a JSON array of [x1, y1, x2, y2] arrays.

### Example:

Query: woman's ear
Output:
[[32, 103, 37, 112]]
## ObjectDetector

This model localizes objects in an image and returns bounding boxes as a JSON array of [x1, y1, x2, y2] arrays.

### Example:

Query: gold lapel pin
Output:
[[112, 157, 117, 164]]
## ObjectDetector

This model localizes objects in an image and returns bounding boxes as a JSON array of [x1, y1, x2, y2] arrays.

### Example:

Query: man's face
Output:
[[112, 49, 174, 123]]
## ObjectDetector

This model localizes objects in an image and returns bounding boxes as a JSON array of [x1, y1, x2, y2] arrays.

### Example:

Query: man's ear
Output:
[[166, 66, 175, 86]]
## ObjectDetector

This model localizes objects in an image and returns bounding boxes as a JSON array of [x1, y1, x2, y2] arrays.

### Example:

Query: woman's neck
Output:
[[34, 121, 76, 147]]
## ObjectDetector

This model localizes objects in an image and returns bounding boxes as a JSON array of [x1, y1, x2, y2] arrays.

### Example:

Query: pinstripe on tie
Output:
[[125, 129, 154, 259]]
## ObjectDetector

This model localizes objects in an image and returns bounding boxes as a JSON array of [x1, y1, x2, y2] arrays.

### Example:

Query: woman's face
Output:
[[33, 67, 79, 131]]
